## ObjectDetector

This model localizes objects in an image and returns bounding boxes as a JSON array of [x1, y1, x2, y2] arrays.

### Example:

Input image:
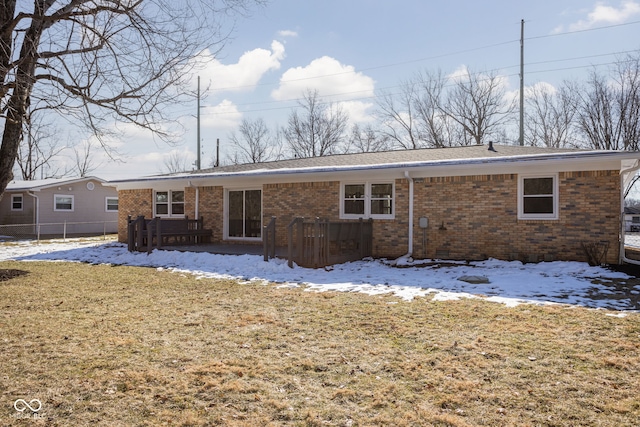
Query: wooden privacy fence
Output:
[[286, 217, 373, 268], [263, 216, 277, 262], [127, 215, 212, 253]]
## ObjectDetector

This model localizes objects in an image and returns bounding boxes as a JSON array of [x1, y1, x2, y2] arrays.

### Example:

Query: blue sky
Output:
[[79, 0, 640, 179]]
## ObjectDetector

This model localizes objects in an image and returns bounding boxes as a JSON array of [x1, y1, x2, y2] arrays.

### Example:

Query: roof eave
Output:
[[111, 150, 640, 189]]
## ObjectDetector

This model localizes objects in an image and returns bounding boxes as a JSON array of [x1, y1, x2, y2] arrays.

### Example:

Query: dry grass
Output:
[[0, 260, 639, 426]]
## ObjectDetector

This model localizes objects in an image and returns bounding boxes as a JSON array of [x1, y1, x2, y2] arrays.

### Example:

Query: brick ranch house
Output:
[[110, 143, 640, 265]]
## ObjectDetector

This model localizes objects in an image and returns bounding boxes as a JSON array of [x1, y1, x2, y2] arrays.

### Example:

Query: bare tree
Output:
[[347, 123, 390, 153], [575, 52, 640, 150], [283, 89, 349, 158], [442, 68, 515, 145], [228, 117, 282, 164], [162, 151, 191, 174], [376, 68, 515, 149], [16, 109, 67, 180], [73, 139, 103, 177], [524, 82, 579, 148], [412, 69, 463, 147], [375, 80, 422, 149], [0, 0, 264, 199]]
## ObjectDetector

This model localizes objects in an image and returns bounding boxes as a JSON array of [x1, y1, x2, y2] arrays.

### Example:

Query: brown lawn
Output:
[[0, 260, 638, 426]]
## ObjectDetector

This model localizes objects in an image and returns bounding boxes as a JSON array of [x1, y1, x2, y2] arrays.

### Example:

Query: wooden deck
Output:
[[166, 243, 287, 257]]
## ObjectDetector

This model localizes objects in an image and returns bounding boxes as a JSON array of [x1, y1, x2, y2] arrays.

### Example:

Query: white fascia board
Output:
[[111, 151, 640, 190], [7, 176, 106, 191]]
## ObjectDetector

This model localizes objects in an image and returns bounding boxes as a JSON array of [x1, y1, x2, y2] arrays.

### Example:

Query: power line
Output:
[[207, 20, 640, 94], [185, 21, 640, 117], [201, 55, 635, 117]]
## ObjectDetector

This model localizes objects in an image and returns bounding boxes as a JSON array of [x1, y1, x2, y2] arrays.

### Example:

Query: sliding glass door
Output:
[[227, 189, 262, 239]]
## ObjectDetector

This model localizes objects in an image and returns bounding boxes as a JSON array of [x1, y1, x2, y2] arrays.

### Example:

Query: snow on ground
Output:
[[1, 239, 639, 312]]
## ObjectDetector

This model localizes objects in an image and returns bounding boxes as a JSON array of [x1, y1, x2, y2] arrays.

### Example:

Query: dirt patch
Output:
[[0, 268, 28, 282]]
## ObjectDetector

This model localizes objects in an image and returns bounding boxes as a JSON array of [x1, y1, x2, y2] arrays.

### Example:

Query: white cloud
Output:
[[278, 30, 298, 38], [554, 1, 640, 32], [271, 56, 375, 102], [191, 41, 285, 93], [201, 99, 242, 130], [341, 100, 376, 124], [524, 81, 558, 98]]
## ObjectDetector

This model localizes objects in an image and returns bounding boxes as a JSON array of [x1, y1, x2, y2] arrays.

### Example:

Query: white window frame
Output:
[[105, 197, 119, 212], [154, 190, 185, 218], [54, 194, 74, 212], [340, 181, 395, 220], [517, 174, 559, 220], [11, 194, 23, 211]]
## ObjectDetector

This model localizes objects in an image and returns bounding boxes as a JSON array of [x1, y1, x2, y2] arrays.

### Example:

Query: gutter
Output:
[[620, 160, 640, 265]]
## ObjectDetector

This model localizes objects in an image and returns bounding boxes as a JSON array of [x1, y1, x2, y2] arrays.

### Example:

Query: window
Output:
[[227, 189, 261, 239], [54, 195, 74, 212], [11, 194, 23, 211], [106, 197, 119, 212], [518, 175, 558, 219], [155, 190, 184, 217], [341, 182, 394, 219]]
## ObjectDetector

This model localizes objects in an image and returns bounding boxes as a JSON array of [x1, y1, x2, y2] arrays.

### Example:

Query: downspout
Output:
[[620, 161, 640, 265], [27, 191, 39, 234], [395, 171, 414, 264]]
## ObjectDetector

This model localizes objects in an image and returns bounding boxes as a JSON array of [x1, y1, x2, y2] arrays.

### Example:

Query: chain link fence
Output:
[[0, 221, 117, 242]]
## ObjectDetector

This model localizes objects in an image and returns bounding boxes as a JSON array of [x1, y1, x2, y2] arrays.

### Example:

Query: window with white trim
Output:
[[106, 197, 119, 212], [518, 175, 558, 219], [11, 194, 23, 211], [54, 194, 74, 212], [155, 190, 184, 217], [341, 182, 394, 219]]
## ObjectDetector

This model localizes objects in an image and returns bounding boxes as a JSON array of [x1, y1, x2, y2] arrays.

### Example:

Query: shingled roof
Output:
[[179, 143, 583, 176]]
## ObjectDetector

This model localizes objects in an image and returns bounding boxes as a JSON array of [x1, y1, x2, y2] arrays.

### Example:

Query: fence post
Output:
[[272, 217, 276, 260], [287, 220, 294, 268], [287, 217, 301, 268], [63, 220, 67, 242], [313, 217, 320, 268], [324, 219, 330, 266], [359, 218, 364, 258], [297, 218, 304, 266]]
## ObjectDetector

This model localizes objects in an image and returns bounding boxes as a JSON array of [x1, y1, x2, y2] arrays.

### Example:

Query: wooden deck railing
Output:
[[286, 217, 373, 268], [263, 216, 276, 262], [127, 215, 212, 253]]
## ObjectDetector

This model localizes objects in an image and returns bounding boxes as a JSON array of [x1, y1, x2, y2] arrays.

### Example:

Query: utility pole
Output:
[[197, 75, 201, 170], [519, 19, 525, 146]]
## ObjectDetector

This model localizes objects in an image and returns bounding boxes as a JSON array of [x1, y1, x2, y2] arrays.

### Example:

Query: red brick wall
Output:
[[411, 171, 620, 264], [118, 170, 621, 264], [198, 186, 224, 242], [117, 189, 153, 242]]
